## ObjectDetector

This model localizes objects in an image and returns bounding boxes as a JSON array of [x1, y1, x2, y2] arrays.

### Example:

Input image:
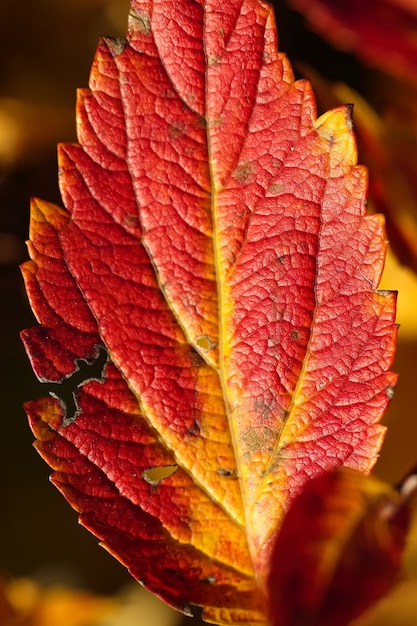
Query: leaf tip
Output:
[[102, 36, 127, 56], [314, 104, 358, 170]]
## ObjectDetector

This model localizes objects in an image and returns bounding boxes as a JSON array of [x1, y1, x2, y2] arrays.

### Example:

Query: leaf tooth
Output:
[[314, 105, 358, 174]]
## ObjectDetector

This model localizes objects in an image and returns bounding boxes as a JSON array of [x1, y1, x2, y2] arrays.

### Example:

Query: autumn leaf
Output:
[[287, 0, 417, 275], [288, 0, 417, 86], [294, 66, 417, 275], [21, 0, 397, 623], [268, 468, 414, 626]]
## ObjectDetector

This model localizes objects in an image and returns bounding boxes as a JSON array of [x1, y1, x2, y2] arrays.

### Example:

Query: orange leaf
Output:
[[21, 1, 397, 623]]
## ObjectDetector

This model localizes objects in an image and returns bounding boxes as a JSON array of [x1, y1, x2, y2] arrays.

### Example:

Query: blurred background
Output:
[[1, 0, 417, 624]]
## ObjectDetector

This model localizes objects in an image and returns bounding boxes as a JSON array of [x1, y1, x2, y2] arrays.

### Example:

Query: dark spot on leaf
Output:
[[345, 104, 354, 130], [188, 419, 201, 436], [142, 465, 178, 486], [168, 121, 185, 140], [328, 132, 336, 146], [189, 348, 204, 368], [195, 115, 207, 129], [290, 329, 299, 341], [122, 214, 140, 228], [217, 467, 238, 479], [47, 345, 108, 427], [165, 567, 186, 580]]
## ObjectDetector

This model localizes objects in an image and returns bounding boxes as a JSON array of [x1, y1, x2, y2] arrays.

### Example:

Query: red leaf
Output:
[[268, 468, 413, 626], [291, 67, 417, 276], [21, 1, 398, 623], [288, 0, 417, 85]]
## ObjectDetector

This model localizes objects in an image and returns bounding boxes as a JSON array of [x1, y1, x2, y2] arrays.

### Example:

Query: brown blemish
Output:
[[269, 182, 285, 195], [234, 162, 253, 183], [122, 214, 140, 229], [208, 55, 220, 66], [129, 11, 151, 35], [168, 121, 185, 140], [241, 425, 276, 457], [105, 37, 127, 56], [217, 467, 238, 479], [195, 115, 207, 130], [189, 347, 204, 368], [254, 398, 274, 421], [209, 116, 223, 128], [188, 419, 201, 436]]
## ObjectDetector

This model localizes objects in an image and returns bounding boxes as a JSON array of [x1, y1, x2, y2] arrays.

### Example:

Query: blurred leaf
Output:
[[0, 576, 119, 626], [268, 468, 414, 626], [297, 64, 417, 275], [288, 0, 417, 85]]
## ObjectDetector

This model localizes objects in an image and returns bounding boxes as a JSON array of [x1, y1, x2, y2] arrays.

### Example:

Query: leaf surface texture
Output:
[[22, 1, 397, 623]]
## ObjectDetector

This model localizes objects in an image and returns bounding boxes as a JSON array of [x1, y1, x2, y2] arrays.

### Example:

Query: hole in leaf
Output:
[[195, 335, 216, 352], [46, 345, 107, 427], [142, 465, 178, 486], [200, 575, 217, 585]]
